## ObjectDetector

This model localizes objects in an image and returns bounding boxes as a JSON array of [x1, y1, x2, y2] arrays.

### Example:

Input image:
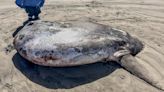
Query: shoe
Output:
[[28, 17, 33, 21], [33, 16, 40, 20]]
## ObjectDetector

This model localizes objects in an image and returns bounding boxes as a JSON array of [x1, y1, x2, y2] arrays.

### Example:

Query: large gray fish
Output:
[[13, 21, 164, 91]]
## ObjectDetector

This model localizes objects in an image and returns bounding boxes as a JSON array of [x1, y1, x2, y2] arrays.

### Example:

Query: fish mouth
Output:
[[128, 37, 144, 56]]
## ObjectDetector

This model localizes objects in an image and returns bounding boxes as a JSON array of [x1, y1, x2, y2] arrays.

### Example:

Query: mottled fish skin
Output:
[[14, 20, 143, 67]]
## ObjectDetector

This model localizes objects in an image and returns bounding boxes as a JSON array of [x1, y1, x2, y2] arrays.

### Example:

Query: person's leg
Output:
[[25, 7, 34, 21], [33, 7, 41, 20]]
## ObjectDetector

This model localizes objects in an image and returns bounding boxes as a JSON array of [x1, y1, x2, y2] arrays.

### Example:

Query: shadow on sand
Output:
[[12, 53, 120, 89], [12, 20, 30, 37]]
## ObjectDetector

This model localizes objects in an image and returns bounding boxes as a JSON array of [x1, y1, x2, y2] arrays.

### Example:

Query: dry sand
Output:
[[0, 0, 164, 92]]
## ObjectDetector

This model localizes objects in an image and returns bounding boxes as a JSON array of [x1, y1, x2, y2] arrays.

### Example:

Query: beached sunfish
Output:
[[13, 20, 164, 91]]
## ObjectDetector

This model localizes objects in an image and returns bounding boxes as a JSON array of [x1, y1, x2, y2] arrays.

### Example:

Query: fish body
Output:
[[14, 21, 143, 66]]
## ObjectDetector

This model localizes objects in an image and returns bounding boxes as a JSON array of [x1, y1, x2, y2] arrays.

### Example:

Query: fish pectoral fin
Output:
[[120, 54, 164, 91]]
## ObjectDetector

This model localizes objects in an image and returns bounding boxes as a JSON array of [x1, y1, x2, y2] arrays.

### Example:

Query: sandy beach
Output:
[[0, 0, 164, 92]]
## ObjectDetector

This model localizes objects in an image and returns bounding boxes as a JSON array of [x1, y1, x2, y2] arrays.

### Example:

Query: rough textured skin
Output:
[[13, 21, 143, 66]]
